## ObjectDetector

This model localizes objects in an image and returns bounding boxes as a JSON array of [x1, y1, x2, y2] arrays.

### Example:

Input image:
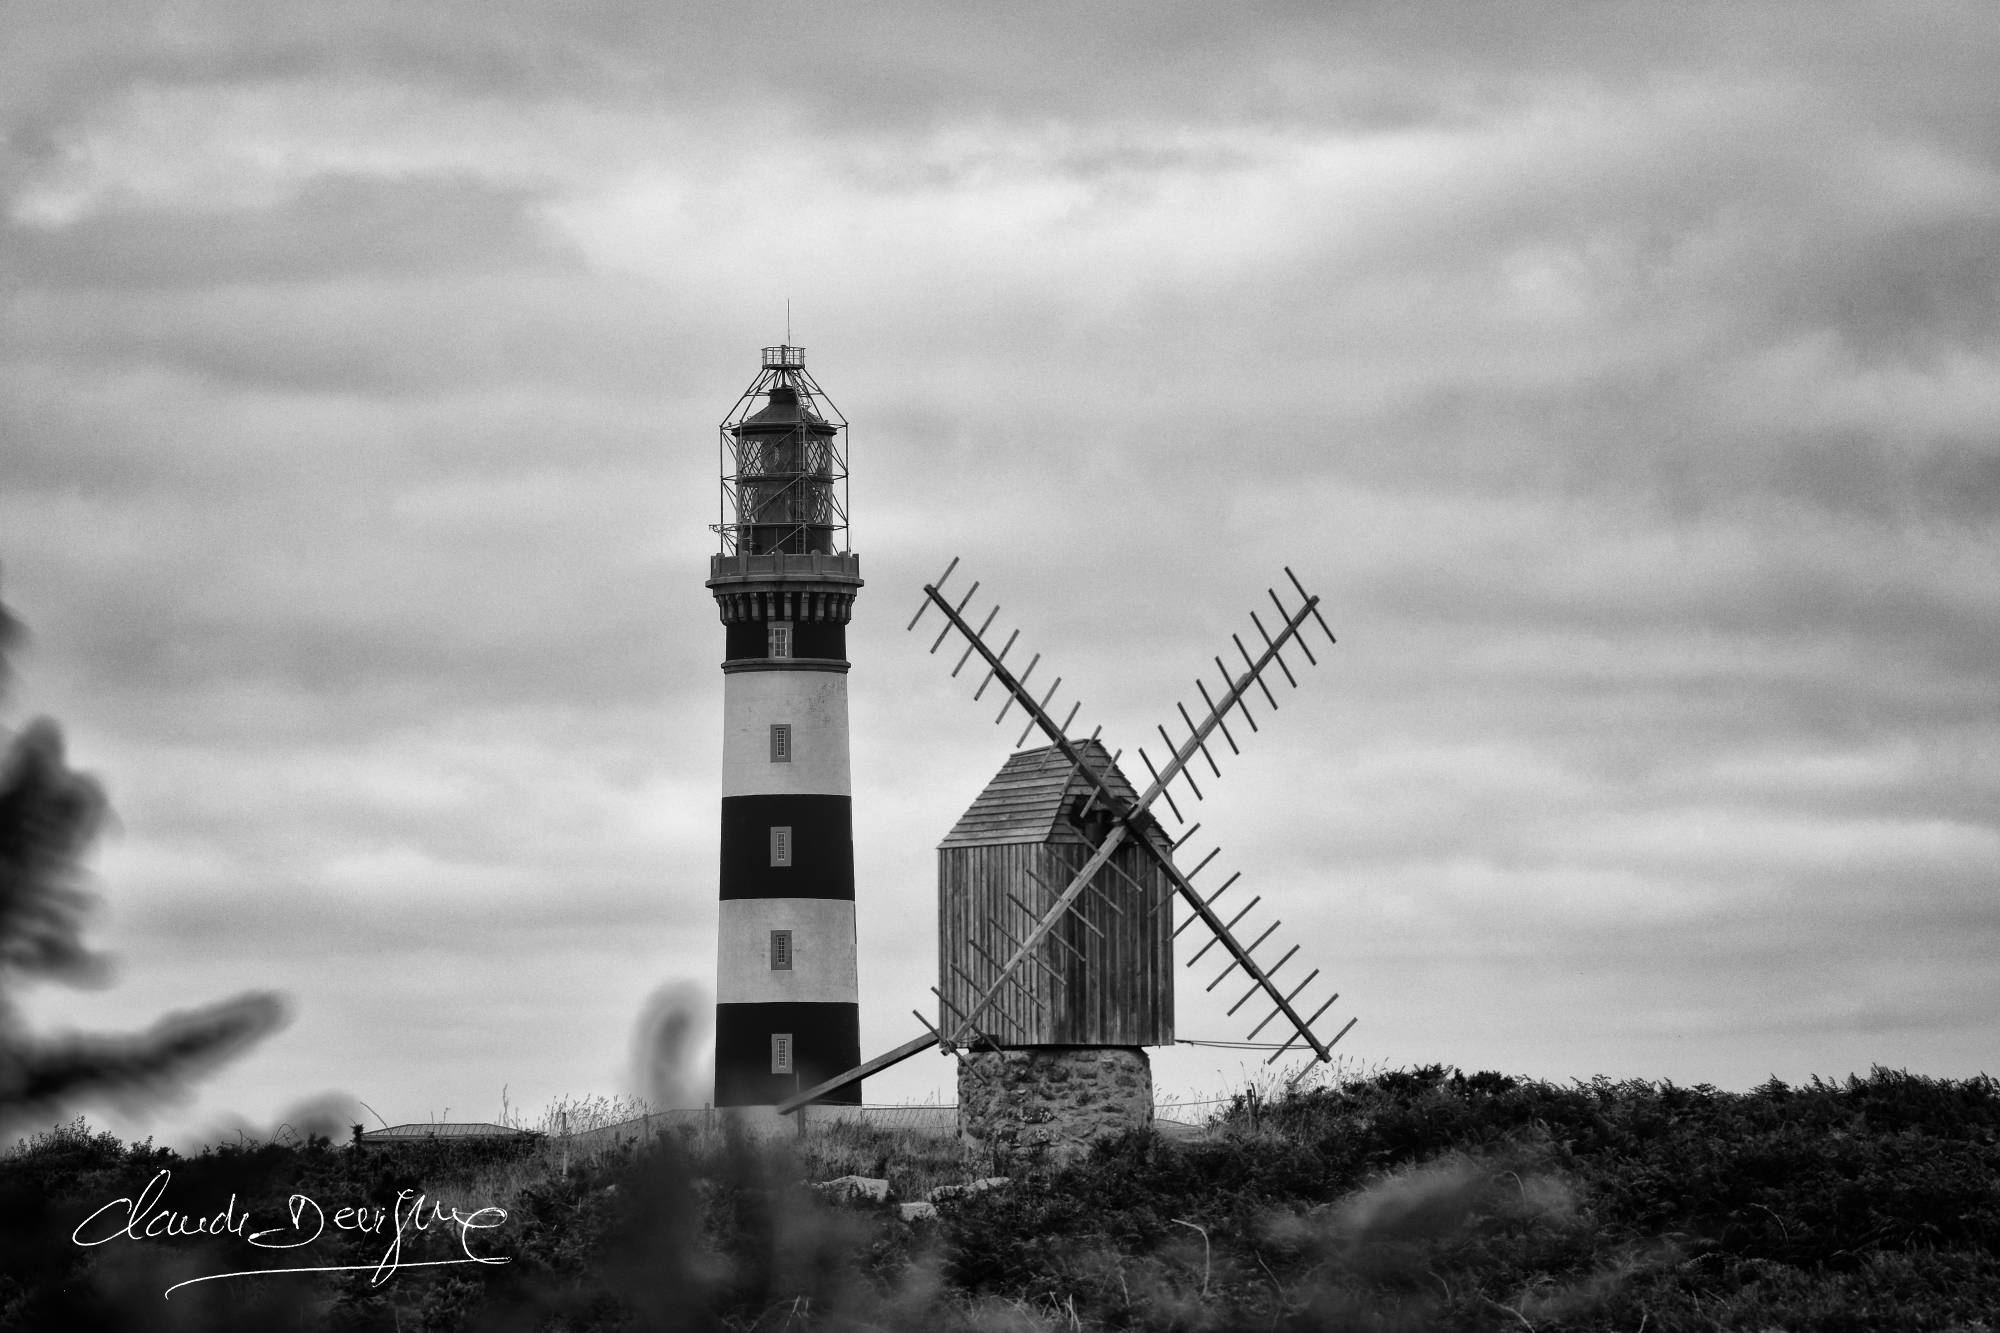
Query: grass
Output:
[[429, 1093, 968, 1212]]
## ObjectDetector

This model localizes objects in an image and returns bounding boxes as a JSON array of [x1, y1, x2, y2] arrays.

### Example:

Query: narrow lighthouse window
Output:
[[770, 826, 792, 866], [768, 622, 793, 658], [769, 723, 792, 762], [771, 1033, 793, 1074], [770, 929, 793, 969]]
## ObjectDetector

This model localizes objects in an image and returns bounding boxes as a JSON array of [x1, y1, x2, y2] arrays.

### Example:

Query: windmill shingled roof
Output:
[[938, 740, 1173, 851]]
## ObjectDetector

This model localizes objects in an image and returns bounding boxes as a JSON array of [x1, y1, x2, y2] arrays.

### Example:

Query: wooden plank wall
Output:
[[938, 835, 1175, 1046]]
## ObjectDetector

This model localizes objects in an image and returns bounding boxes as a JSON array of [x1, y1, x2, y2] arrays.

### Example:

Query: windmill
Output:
[[775, 558, 1354, 1152]]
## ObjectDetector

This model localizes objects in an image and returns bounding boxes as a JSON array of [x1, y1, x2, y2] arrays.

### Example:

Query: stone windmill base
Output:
[[957, 1045, 1153, 1168]]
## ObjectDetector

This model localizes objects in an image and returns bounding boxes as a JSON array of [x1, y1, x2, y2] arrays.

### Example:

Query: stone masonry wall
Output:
[[957, 1046, 1152, 1168]]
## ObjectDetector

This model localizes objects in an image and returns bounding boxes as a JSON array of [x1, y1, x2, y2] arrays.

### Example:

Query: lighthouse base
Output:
[[956, 1046, 1152, 1169]]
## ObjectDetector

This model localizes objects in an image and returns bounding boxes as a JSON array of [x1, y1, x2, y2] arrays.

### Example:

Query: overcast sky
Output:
[[4, 2, 1995, 1144]]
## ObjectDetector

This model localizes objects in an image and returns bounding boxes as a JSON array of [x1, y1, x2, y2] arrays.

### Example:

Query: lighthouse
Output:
[[707, 345, 864, 1107]]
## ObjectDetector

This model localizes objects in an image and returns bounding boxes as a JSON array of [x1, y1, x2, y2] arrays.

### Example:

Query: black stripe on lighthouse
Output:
[[719, 795, 853, 901], [714, 1001, 861, 1106], [725, 618, 847, 661]]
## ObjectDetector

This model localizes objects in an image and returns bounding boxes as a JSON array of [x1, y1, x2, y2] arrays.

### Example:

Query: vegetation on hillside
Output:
[[3, 1064, 1995, 1330]]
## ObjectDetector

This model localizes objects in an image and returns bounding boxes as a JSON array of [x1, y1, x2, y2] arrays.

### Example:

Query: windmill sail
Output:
[[773, 561, 1354, 1116], [910, 561, 1351, 1068]]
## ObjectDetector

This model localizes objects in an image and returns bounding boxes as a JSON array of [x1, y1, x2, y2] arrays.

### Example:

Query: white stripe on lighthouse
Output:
[[721, 670, 852, 798], [716, 898, 858, 1004]]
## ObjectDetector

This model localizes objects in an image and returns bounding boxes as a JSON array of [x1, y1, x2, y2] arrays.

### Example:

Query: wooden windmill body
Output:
[[939, 741, 1174, 1048]]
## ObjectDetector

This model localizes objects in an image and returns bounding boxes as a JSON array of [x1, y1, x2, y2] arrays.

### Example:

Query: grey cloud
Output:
[[1, 3, 1386, 133], [1763, 216, 2000, 361], [10, 3, 1984, 146], [5, 174, 574, 291], [5, 273, 682, 395]]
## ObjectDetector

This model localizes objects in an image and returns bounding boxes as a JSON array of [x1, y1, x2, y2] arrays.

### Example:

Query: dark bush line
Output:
[[942, 1065, 1999, 1330], [5, 1066, 1996, 1331]]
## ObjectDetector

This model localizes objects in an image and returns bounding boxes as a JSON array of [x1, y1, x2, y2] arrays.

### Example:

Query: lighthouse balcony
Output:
[[708, 551, 862, 587]]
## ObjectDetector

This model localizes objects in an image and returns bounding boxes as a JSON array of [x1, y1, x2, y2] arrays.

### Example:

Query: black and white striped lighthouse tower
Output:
[[707, 345, 864, 1107]]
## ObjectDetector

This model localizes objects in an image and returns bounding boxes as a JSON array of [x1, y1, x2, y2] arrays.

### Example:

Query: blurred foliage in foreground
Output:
[[0, 587, 288, 1140], [3, 1063, 1997, 1330]]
